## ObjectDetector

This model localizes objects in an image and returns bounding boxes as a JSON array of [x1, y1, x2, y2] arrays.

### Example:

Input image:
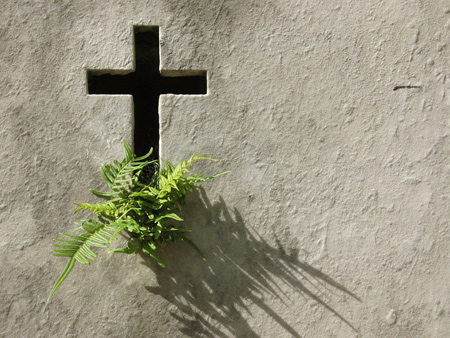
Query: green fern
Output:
[[49, 219, 124, 299], [48, 140, 229, 300]]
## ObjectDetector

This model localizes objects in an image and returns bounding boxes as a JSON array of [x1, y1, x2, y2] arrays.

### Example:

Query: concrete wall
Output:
[[1, 1, 449, 337]]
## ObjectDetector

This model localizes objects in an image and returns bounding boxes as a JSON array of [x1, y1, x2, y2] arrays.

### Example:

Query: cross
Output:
[[87, 26, 207, 159]]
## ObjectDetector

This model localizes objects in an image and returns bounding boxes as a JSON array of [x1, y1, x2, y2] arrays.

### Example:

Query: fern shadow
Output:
[[143, 189, 361, 337]]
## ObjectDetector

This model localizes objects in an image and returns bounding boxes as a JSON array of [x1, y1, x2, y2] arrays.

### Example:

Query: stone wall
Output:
[[1, 1, 449, 337]]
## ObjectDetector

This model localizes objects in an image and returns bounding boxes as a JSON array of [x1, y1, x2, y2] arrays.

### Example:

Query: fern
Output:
[[49, 219, 124, 299], [91, 141, 154, 198], [48, 140, 229, 300]]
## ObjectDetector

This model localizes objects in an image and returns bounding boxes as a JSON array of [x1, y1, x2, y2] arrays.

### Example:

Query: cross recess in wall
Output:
[[87, 26, 207, 159]]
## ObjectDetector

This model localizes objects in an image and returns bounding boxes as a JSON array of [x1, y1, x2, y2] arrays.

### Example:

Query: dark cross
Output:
[[87, 26, 207, 159]]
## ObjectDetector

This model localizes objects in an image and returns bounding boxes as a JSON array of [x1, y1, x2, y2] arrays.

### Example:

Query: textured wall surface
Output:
[[1, 1, 449, 337]]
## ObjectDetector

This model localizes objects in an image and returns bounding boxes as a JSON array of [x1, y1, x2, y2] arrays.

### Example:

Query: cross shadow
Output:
[[143, 189, 361, 337]]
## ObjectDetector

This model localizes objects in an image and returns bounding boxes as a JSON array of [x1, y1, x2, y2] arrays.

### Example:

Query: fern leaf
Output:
[[134, 146, 153, 161], [48, 258, 76, 300], [204, 170, 232, 181], [48, 220, 121, 300], [123, 140, 133, 161], [58, 233, 86, 241], [105, 165, 117, 183], [155, 213, 183, 222], [100, 165, 114, 188], [53, 238, 83, 245], [92, 141, 152, 197], [90, 189, 117, 198], [74, 202, 117, 215]]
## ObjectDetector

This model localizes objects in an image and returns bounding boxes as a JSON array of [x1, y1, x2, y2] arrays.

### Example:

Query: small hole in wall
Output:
[[88, 26, 207, 159]]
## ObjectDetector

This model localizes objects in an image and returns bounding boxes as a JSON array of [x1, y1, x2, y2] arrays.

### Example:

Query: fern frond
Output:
[[73, 201, 119, 215], [134, 146, 153, 161], [48, 258, 76, 300], [90, 189, 117, 198], [94, 141, 156, 198], [48, 220, 124, 300]]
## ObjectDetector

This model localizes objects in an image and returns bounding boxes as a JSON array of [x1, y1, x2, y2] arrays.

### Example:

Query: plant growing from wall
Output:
[[48, 140, 229, 300]]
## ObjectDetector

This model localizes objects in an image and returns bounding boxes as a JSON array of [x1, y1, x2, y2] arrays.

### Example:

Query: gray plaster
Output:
[[1, 1, 449, 337]]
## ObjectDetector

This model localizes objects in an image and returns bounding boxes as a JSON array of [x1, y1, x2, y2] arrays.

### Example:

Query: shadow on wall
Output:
[[143, 189, 361, 337]]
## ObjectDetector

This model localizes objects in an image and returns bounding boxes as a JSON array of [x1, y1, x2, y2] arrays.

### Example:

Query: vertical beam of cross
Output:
[[87, 26, 207, 159]]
